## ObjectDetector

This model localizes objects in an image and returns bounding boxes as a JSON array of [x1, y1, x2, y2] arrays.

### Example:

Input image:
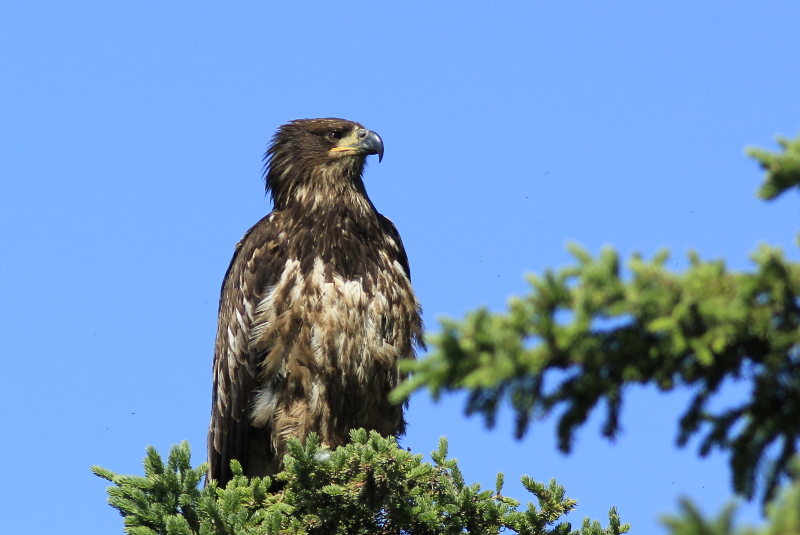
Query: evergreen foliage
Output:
[[93, 431, 629, 535], [392, 132, 800, 506], [748, 134, 800, 201]]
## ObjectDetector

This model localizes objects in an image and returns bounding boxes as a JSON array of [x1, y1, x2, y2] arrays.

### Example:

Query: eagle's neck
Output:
[[265, 160, 392, 282], [269, 160, 375, 216]]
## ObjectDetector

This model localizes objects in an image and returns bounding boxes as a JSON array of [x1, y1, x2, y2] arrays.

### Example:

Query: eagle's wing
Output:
[[378, 214, 412, 279], [208, 215, 279, 484], [378, 214, 426, 356]]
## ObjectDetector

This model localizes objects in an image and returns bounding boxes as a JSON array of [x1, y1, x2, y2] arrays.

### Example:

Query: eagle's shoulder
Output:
[[219, 213, 286, 299], [376, 213, 412, 279]]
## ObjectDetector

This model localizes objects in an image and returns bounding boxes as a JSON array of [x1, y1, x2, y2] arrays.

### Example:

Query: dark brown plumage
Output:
[[207, 118, 424, 486]]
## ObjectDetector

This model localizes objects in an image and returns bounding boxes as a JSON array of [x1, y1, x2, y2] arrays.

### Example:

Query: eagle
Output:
[[207, 118, 424, 486]]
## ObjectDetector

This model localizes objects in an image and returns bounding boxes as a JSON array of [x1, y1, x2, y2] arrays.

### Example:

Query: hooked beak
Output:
[[355, 129, 384, 162]]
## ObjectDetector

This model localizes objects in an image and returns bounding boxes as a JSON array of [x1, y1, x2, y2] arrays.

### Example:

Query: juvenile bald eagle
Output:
[[207, 118, 424, 486]]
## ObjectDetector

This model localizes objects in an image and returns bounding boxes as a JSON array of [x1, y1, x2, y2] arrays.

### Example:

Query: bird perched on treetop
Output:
[[207, 118, 424, 486]]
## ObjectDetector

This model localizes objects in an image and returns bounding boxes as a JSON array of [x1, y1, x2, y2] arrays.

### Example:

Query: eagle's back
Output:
[[208, 201, 423, 483]]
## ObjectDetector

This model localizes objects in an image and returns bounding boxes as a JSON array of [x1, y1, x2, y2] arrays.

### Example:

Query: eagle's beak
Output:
[[330, 129, 384, 162], [356, 129, 384, 162]]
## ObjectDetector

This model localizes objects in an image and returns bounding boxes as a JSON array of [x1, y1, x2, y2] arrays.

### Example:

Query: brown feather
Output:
[[207, 119, 423, 486]]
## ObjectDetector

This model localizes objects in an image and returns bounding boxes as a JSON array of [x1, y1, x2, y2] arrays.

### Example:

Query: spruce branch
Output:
[[94, 434, 628, 535], [393, 132, 800, 506]]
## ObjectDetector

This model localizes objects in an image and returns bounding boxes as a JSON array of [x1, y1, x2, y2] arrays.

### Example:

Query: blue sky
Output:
[[2, 2, 799, 533]]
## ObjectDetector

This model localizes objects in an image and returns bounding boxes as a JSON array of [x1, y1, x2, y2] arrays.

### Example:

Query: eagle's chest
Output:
[[250, 250, 414, 380]]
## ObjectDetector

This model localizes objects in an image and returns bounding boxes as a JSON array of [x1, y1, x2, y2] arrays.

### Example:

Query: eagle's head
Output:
[[264, 118, 384, 210]]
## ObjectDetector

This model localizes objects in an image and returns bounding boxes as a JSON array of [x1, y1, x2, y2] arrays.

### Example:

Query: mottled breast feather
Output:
[[207, 118, 424, 486]]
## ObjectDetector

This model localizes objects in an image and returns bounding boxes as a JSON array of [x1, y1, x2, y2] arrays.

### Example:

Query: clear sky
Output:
[[2, 2, 799, 533]]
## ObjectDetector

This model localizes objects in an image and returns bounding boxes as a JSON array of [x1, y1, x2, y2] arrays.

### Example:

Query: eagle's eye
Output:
[[326, 131, 343, 142]]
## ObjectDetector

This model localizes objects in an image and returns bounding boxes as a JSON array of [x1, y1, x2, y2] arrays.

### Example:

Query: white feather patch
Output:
[[251, 387, 279, 426]]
